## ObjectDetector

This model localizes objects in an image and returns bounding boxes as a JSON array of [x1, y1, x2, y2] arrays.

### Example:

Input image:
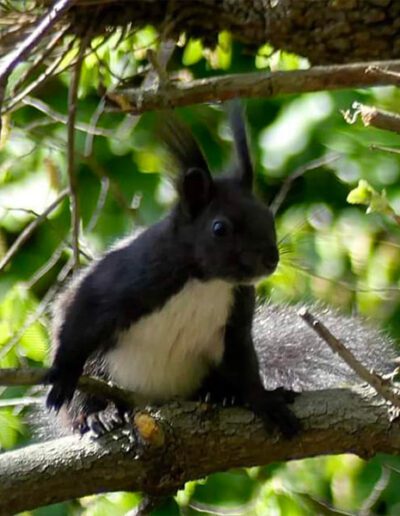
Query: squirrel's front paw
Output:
[[251, 388, 301, 438], [44, 367, 79, 412]]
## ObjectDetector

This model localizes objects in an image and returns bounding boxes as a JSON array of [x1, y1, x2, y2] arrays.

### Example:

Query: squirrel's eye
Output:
[[212, 220, 229, 237]]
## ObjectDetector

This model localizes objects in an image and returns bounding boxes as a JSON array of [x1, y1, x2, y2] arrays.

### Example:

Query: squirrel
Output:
[[45, 103, 301, 438], [45, 103, 396, 440]]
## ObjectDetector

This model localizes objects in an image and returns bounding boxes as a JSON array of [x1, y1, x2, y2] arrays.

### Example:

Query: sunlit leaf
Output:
[[182, 39, 203, 66]]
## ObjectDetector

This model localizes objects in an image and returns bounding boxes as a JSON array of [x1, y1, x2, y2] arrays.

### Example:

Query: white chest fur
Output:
[[105, 279, 234, 404]]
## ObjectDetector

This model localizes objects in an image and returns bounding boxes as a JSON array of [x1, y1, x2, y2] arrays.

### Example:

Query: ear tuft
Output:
[[157, 111, 209, 173], [179, 167, 213, 218], [228, 100, 253, 191], [157, 111, 213, 218]]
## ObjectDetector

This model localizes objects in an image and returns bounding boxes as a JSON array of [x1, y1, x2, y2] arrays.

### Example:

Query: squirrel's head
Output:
[[161, 103, 279, 284]]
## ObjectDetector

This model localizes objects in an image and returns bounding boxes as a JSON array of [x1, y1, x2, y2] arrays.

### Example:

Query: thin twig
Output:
[[188, 499, 256, 516], [0, 367, 136, 407], [67, 35, 89, 272], [0, 189, 69, 273], [295, 492, 354, 516], [366, 65, 400, 82], [0, 397, 42, 408], [343, 102, 400, 134], [370, 144, 400, 155], [85, 176, 109, 233], [25, 242, 67, 290], [298, 308, 400, 408], [2, 38, 74, 114], [282, 261, 400, 296], [359, 466, 390, 516], [84, 96, 106, 156], [6, 26, 70, 101], [22, 96, 115, 138], [87, 157, 133, 214], [0, 0, 73, 129], [270, 153, 342, 215]]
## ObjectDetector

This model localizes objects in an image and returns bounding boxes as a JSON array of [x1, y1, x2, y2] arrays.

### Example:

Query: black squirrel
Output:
[[45, 103, 301, 437], [45, 104, 395, 439]]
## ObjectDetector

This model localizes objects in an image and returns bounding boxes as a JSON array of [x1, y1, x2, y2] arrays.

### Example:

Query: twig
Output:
[[366, 65, 400, 82], [2, 35, 76, 114], [22, 96, 115, 138], [0, 367, 136, 407], [359, 466, 390, 516], [115, 60, 400, 114], [146, 48, 169, 86], [85, 176, 109, 233], [282, 260, 400, 296], [84, 97, 106, 157], [295, 492, 354, 516], [25, 242, 67, 290], [298, 308, 400, 409], [370, 144, 400, 155], [270, 153, 342, 215], [0, 188, 69, 273], [188, 500, 256, 515], [343, 102, 400, 134], [0, 0, 73, 130], [6, 26, 69, 101], [0, 397, 42, 408], [67, 35, 89, 272], [27, 170, 107, 288], [2, 174, 106, 358], [87, 157, 133, 214]]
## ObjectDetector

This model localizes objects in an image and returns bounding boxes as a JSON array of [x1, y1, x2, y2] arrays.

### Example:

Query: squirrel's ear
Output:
[[228, 101, 253, 191], [179, 167, 213, 218]]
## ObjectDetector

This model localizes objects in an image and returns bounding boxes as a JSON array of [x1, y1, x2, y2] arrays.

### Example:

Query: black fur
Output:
[[46, 103, 299, 437]]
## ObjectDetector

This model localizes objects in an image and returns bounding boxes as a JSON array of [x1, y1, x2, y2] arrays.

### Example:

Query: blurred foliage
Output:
[[1, 25, 400, 516]]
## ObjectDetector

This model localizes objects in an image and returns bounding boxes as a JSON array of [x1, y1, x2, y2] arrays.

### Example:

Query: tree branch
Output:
[[111, 61, 400, 115], [0, 387, 399, 514], [299, 308, 400, 409], [343, 102, 400, 134]]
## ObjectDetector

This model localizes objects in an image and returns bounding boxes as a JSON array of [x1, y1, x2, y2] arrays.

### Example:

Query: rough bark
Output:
[[58, 0, 400, 65], [0, 387, 399, 514]]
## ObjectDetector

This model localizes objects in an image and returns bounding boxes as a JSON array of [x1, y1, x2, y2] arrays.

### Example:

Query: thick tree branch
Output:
[[112, 61, 400, 114], [0, 387, 398, 514], [39, 0, 400, 65]]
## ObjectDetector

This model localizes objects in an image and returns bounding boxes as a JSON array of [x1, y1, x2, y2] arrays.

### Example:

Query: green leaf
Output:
[[347, 179, 396, 217], [182, 39, 203, 66], [0, 284, 49, 366], [0, 409, 22, 449]]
